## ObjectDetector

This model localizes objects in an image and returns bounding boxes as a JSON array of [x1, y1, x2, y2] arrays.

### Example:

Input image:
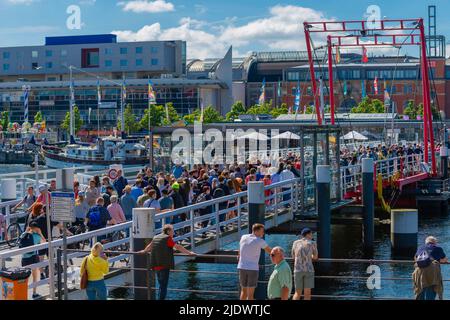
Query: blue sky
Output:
[[0, 0, 449, 59]]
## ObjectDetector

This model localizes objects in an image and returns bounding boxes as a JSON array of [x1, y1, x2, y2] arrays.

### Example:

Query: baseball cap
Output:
[[301, 228, 312, 237], [171, 182, 180, 190], [39, 185, 48, 192]]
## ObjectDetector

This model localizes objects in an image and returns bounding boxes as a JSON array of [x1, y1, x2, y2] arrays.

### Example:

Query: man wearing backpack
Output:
[[20, 221, 46, 299], [413, 236, 448, 300], [85, 198, 115, 232]]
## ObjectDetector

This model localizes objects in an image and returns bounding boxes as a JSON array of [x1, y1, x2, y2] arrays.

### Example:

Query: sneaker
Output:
[[32, 293, 42, 300]]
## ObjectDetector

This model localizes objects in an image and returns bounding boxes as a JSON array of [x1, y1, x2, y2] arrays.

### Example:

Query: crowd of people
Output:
[[339, 142, 426, 167], [14, 158, 303, 300], [11, 144, 450, 301]]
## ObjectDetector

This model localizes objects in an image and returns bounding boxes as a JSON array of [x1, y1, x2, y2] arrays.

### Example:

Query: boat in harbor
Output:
[[42, 136, 149, 169]]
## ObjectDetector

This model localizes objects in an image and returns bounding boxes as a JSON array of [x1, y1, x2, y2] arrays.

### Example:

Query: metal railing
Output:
[[340, 153, 427, 199], [0, 178, 301, 298], [56, 251, 450, 300]]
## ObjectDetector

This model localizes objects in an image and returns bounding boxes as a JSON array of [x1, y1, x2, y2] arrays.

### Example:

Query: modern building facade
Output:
[[0, 34, 233, 130], [237, 50, 449, 118]]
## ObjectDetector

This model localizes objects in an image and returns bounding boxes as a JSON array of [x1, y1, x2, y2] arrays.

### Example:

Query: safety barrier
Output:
[[340, 153, 427, 199], [0, 178, 302, 298], [55, 251, 450, 300]]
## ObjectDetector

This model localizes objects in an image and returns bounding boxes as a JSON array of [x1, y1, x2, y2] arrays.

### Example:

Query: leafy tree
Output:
[[246, 101, 272, 115], [304, 105, 315, 114], [139, 103, 180, 129], [34, 111, 43, 123], [270, 103, 289, 118], [403, 102, 439, 120], [351, 97, 384, 113], [226, 101, 247, 121], [61, 105, 83, 134], [184, 106, 223, 124], [403, 100, 419, 119], [0, 111, 9, 131], [117, 104, 141, 134]]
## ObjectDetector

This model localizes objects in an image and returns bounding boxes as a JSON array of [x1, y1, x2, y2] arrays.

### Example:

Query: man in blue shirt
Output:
[[172, 164, 183, 179], [131, 180, 144, 202], [113, 170, 128, 198]]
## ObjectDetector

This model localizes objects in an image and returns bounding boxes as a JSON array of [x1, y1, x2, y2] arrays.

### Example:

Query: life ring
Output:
[[108, 169, 118, 180]]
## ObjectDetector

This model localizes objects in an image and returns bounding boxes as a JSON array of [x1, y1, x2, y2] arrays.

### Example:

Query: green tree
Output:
[[246, 101, 272, 115], [304, 106, 315, 114], [34, 111, 43, 123], [226, 101, 247, 121], [0, 111, 9, 131], [403, 102, 439, 120], [351, 97, 384, 113], [270, 103, 289, 118], [61, 105, 83, 134], [403, 100, 419, 119], [184, 106, 223, 124], [139, 103, 180, 129], [117, 104, 141, 134]]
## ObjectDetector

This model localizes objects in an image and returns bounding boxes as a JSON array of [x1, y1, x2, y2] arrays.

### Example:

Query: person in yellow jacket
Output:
[[80, 242, 109, 300]]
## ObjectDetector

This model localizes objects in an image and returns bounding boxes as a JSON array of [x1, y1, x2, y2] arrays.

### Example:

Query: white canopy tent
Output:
[[342, 131, 369, 141], [236, 132, 270, 141], [272, 131, 301, 140]]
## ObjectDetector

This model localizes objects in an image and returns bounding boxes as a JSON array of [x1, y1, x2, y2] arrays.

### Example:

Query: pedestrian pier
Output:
[[0, 137, 449, 299]]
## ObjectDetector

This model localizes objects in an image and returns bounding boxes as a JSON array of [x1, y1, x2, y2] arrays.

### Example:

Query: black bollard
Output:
[[441, 147, 448, 179], [247, 181, 266, 300], [132, 208, 156, 300], [362, 158, 375, 250], [316, 165, 331, 258]]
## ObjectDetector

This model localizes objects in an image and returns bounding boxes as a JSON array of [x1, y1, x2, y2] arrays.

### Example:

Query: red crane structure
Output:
[[303, 18, 437, 175]]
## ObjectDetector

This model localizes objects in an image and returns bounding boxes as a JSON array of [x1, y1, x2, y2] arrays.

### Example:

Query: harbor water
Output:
[[1, 165, 448, 300], [111, 215, 450, 300]]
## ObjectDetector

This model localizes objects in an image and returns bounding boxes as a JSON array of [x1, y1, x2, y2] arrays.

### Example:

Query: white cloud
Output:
[[113, 18, 228, 59], [117, 0, 174, 13], [6, 0, 37, 4], [113, 5, 334, 59]]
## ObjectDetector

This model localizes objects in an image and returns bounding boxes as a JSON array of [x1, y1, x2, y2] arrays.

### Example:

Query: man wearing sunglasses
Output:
[[267, 247, 292, 301]]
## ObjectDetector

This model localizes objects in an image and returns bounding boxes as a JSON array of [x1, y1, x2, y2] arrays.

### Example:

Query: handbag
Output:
[[80, 256, 89, 290]]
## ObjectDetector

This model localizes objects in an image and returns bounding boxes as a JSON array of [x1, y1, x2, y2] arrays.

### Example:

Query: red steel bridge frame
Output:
[[304, 18, 437, 175]]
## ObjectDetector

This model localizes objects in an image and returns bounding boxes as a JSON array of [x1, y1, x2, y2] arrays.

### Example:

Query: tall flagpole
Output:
[[121, 74, 125, 137], [69, 66, 74, 138], [148, 76, 153, 170], [97, 78, 101, 137]]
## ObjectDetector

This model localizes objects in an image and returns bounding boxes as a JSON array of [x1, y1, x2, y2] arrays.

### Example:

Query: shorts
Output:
[[294, 272, 315, 290], [239, 269, 259, 288], [22, 255, 40, 267]]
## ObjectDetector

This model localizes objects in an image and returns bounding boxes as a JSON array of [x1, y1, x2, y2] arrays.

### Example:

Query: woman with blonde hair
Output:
[[80, 242, 109, 300]]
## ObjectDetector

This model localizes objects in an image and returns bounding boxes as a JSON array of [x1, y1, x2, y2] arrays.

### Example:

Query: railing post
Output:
[[247, 181, 266, 301], [215, 203, 220, 251], [57, 248, 62, 300], [190, 209, 195, 250], [237, 197, 242, 237], [362, 158, 375, 251], [145, 253, 155, 300], [316, 165, 331, 259], [132, 207, 155, 300], [440, 147, 448, 179]]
